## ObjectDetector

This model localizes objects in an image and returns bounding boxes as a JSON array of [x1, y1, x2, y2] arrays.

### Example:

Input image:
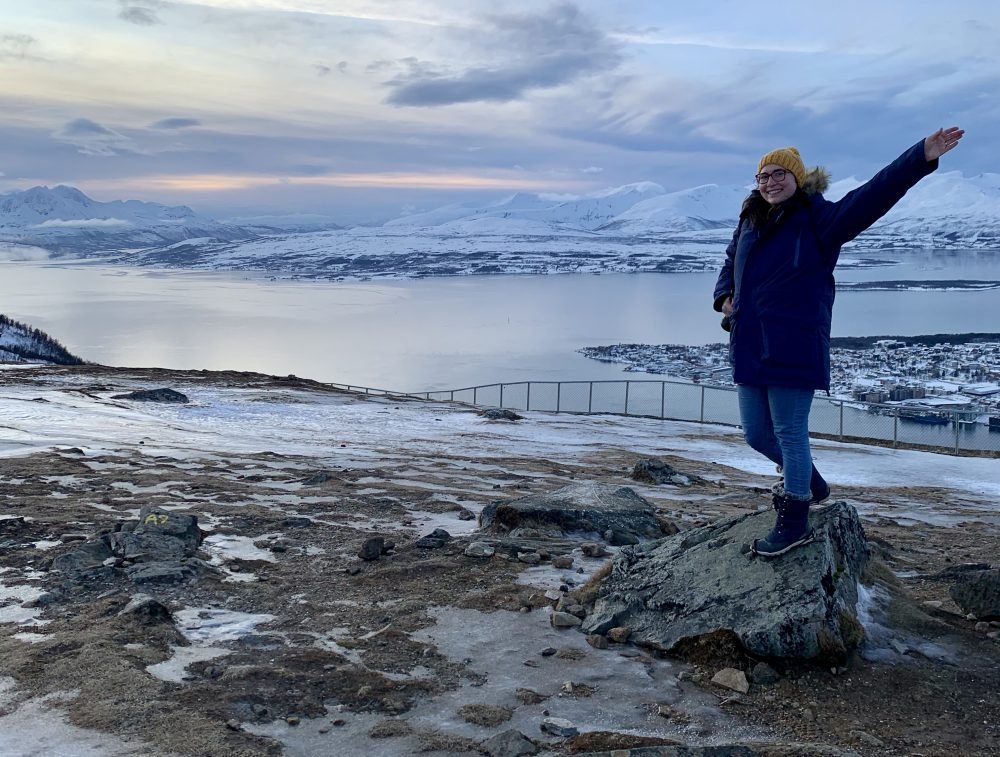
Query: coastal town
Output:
[[580, 335, 1000, 428]]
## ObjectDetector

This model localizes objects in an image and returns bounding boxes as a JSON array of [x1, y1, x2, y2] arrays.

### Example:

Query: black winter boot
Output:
[[752, 491, 814, 558]]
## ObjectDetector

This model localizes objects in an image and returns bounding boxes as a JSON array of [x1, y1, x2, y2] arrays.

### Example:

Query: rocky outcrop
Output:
[[111, 388, 189, 403], [52, 507, 208, 584], [949, 567, 1000, 620], [479, 483, 670, 543], [581, 501, 869, 662]]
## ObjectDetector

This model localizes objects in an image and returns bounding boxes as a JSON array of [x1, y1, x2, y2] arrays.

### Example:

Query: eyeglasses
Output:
[[755, 169, 789, 185]]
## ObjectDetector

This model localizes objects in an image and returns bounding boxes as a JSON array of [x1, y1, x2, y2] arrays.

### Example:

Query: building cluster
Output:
[[583, 339, 1000, 423]]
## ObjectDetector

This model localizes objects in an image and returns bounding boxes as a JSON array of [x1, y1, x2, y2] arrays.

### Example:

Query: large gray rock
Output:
[[581, 501, 869, 662], [479, 483, 667, 541], [111, 388, 189, 403], [53, 508, 207, 585], [949, 567, 1000, 620]]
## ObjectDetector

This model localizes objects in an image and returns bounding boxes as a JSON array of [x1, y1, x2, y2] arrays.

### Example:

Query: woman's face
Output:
[[756, 163, 798, 205]]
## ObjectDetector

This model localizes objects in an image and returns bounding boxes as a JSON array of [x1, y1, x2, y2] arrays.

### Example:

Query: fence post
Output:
[[954, 411, 960, 453], [699, 385, 705, 422], [893, 406, 899, 448], [839, 401, 844, 439], [660, 382, 665, 419], [526, 383, 531, 412], [624, 381, 630, 416], [473, 386, 477, 405], [556, 383, 561, 413], [588, 382, 593, 413], [450, 390, 454, 401], [500, 383, 504, 408]]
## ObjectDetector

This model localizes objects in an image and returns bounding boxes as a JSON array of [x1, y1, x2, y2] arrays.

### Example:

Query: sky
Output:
[[0, 0, 997, 223]]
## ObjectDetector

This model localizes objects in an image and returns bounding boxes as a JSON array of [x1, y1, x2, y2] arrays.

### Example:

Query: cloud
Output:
[[118, 5, 162, 25], [0, 34, 38, 60], [384, 3, 622, 107], [581, 166, 603, 174], [54, 118, 134, 157], [150, 117, 201, 129], [314, 64, 331, 77]]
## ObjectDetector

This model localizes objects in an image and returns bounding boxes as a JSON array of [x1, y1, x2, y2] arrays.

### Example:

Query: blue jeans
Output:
[[737, 384, 815, 499]]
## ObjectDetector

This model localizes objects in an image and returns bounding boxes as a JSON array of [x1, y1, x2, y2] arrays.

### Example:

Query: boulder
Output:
[[631, 459, 702, 486], [949, 567, 1000, 620], [111, 388, 189, 403], [581, 501, 869, 662], [479, 408, 523, 421], [482, 729, 539, 757], [479, 483, 666, 542]]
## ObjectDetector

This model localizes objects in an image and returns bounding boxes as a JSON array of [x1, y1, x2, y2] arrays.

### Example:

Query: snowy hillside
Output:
[[0, 185, 251, 253], [0, 315, 83, 365], [3, 171, 997, 280]]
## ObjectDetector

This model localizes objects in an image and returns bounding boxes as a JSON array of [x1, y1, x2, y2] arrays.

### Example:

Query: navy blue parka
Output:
[[713, 140, 937, 390]]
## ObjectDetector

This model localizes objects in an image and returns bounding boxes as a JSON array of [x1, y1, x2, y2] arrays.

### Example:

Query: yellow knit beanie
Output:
[[757, 147, 806, 187]]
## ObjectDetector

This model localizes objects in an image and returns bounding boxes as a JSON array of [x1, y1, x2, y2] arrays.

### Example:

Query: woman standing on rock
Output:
[[713, 127, 964, 558]]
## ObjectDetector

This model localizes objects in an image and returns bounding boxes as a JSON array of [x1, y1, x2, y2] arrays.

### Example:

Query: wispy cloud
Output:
[[0, 34, 39, 61], [150, 117, 202, 129], [54, 118, 135, 157], [118, 2, 162, 26], [385, 4, 622, 107]]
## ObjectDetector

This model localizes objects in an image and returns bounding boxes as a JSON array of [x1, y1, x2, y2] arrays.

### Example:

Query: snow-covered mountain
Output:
[[0, 185, 251, 253], [385, 183, 667, 232], [0, 315, 83, 364], [2, 172, 997, 280]]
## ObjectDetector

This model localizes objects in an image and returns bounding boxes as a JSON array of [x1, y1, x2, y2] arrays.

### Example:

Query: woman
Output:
[[713, 127, 964, 558]]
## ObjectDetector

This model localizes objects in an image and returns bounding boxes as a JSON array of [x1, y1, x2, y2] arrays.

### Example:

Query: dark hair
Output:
[[740, 188, 807, 229]]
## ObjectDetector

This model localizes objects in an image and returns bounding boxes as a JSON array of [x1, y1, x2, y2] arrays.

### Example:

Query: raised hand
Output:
[[924, 127, 965, 162]]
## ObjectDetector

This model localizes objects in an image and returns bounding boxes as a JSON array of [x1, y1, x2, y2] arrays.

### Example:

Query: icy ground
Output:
[[0, 365, 997, 755]]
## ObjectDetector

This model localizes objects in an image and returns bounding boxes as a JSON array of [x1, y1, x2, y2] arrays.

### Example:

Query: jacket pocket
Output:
[[759, 316, 822, 374]]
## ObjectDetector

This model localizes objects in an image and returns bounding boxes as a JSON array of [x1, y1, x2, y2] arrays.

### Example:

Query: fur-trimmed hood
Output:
[[740, 166, 831, 227]]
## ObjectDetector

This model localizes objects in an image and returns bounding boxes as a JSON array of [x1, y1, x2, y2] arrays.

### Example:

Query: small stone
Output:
[[711, 667, 750, 694], [922, 600, 944, 609], [751, 662, 781, 685], [318, 726, 330, 734], [550, 612, 582, 628], [465, 542, 496, 558], [345, 565, 361, 576], [975, 621, 990, 633], [482, 729, 539, 757], [544, 589, 562, 601], [516, 688, 548, 705], [358, 537, 384, 561], [802, 707, 815, 722], [566, 604, 586, 619], [580, 542, 610, 558], [540, 717, 578, 738], [332, 719, 346, 726], [60, 533, 89, 543], [586, 634, 609, 650], [540, 647, 557, 657], [552, 556, 574, 569], [522, 659, 539, 667], [518, 552, 542, 565], [851, 730, 885, 747], [286, 716, 300, 726], [606, 626, 631, 644]]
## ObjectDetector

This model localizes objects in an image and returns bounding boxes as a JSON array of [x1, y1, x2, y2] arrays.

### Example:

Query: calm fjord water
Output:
[[3, 252, 996, 391]]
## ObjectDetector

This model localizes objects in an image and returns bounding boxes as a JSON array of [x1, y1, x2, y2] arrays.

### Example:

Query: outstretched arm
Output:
[[815, 127, 965, 250]]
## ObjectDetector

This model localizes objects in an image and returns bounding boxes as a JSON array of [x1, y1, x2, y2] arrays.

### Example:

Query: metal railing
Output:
[[326, 378, 1000, 455]]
